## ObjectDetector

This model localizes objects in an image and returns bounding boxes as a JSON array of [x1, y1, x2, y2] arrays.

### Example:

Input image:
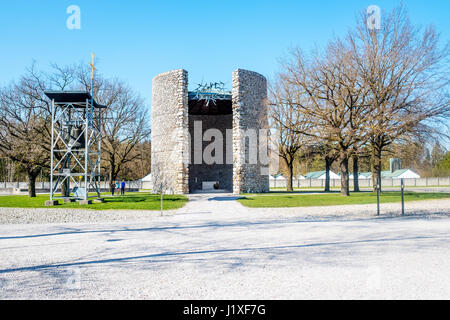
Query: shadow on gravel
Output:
[[0, 211, 448, 241], [1, 233, 449, 275]]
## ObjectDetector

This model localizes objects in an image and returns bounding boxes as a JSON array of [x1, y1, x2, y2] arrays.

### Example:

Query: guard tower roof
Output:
[[44, 91, 107, 109]]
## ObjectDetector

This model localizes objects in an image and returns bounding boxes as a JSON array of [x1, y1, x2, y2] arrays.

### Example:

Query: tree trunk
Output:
[[371, 150, 376, 192], [27, 170, 38, 198], [353, 154, 360, 192], [160, 191, 163, 216], [61, 157, 70, 197], [371, 145, 382, 192], [61, 179, 70, 198], [325, 157, 332, 192], [287, 160, 294, 192], [339, 153, 350, 196], [109, 170, 117, 194]]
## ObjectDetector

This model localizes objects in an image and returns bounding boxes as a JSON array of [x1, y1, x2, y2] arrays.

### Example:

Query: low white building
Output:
[[382, 169, 421, 179], [304, 170, 340, 180], [140, 173, 152, 189]]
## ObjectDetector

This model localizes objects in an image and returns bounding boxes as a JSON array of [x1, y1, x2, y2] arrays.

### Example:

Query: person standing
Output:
[[120, 180, 126, 196], [115, 180, 120, 196]]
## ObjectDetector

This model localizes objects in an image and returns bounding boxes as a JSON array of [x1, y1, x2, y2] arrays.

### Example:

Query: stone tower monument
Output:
[[151, 69, 269, 194]]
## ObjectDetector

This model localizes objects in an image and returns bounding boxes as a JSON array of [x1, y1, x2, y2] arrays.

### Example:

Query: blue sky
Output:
[[0, 0, 449, 109]]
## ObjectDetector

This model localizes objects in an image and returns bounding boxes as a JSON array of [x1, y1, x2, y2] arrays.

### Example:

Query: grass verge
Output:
[[0, 192, 188, 210], [238, 192, 450, 208]]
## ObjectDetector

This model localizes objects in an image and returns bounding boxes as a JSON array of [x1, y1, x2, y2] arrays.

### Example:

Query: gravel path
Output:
[[0, 196, 449, 299]]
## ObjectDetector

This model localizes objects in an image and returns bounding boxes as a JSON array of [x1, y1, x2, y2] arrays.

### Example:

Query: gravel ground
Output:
[[0, 207, 177, 225], [0, 196, 449, 299]]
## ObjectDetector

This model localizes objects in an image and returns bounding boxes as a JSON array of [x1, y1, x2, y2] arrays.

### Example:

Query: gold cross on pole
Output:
[[89, 52, 96, 84]]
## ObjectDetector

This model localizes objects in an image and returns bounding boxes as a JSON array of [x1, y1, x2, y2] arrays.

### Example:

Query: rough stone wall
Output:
[[151, 69, 189, 194], [188, 114, 233, 192], [232, 69, 270, 193]]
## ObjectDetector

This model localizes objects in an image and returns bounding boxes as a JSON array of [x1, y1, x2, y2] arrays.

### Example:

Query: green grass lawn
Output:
[[238, 192, 450, 208], [0, 192, 188, 210]]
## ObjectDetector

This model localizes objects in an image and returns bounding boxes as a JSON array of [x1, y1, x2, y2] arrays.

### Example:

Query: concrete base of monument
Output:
[[78, 200, 92, 205], [63, 198, 76, 203], [44, 200, 59, 206], [192, 189, 231, 194], [94, 198, 105, 203]]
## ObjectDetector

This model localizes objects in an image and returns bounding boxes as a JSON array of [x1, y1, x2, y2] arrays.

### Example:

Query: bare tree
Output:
[[0, 78, 49, 197], [348, 5, 450, 190], [100, 81, 150, 192], [119, 140, 152, 180], [296, 141, 339, 192], [270, 76, 312, 191], [282, 40, 371, 196]]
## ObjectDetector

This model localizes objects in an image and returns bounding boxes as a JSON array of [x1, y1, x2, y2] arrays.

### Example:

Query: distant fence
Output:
[[141, 181, 152, 189], [0, 180, 143, 193], [270, 177, 450, 189], [2, 178, 449, 193]]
